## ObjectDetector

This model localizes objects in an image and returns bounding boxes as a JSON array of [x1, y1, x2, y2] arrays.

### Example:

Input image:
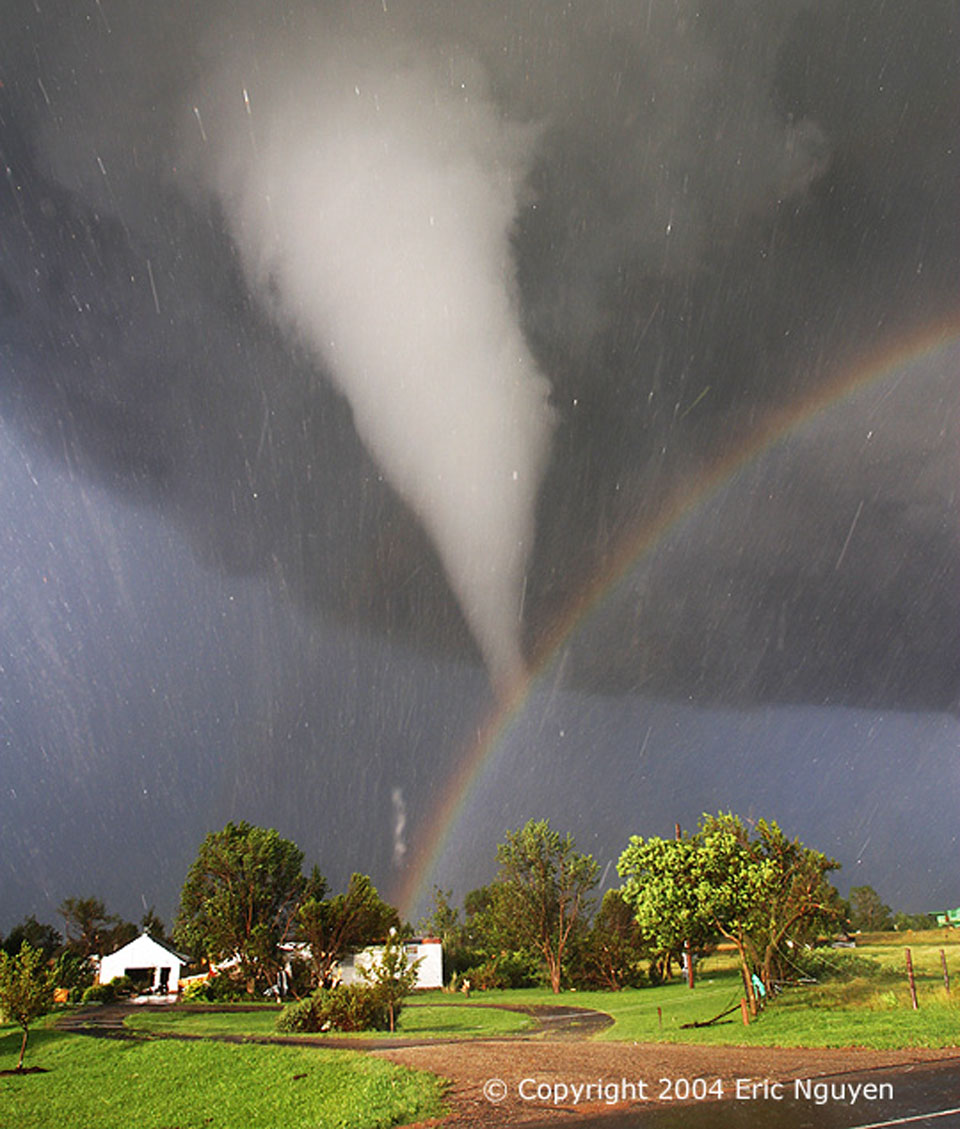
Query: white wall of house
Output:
[[339, 939, 443, 990], [98, 932, 186, 993]]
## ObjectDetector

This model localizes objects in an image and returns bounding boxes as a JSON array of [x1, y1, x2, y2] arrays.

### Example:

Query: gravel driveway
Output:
[[375, 1039, 959, 1127]]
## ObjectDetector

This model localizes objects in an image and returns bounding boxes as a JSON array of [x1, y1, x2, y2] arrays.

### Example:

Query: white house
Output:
[[98, 932, 191, 994], [339, 938, 443, 990]]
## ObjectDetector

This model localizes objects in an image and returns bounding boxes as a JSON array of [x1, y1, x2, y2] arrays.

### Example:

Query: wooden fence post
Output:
[[905, 948, 919, 1010], [941, 949, 950, 994]]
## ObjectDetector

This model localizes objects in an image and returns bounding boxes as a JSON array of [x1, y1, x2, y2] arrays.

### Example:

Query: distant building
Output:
[[339, 938, 443, 990], [98, 932, 191, 994]]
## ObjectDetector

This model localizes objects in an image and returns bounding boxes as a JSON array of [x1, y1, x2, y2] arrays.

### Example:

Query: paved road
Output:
[[522, 1059, 960, 1129]]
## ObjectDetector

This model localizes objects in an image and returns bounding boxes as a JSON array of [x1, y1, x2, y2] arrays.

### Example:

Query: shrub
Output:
[[52, 949, 95, 1002], [276, 983, 394, 1033], [460, 950, 542, 990], [181, 971, 249, 1002], [81, 976, 134, 1004], [276, 994, 321, 1032]]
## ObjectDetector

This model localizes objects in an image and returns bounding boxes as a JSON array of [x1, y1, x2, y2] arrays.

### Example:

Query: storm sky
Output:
[[1, 1, 957, 931]]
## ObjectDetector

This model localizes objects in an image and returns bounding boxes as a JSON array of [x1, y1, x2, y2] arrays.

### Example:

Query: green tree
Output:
[[174, 821, 306, 994], [52, 948, 94, 999], [848, 885, 893, 932], [107, 920, 139, 952], [58, 897, 117, 959], [571, 889, 650, 990], [417, 886, 460, 945], [743, 817, 842, 987], [360, 929, 422, 1032], [617, 831, 715, 984], [2, 916, 61, 962], [488, 819, 599, 993], [463, 885, 495, 920], [417, 887, 465, 983], [893, 911, 936, 932], [0, 942, 55, 1071], [139, 907, 167, 941], [620, 814, 841, 1016], [296, 872, 399, 989], [691, 813, 779, 1014]]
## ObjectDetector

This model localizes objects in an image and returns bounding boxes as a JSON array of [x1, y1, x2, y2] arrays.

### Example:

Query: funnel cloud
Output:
[[194, 32, 553, 687]]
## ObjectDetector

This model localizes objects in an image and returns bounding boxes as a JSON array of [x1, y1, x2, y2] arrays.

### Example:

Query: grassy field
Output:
[[0, 1021, 446, 1129], [126, 1000, 535, 1040], [132, 935, 958, 1051], [2, 933, 955, 1129], [452, 933, 960, 1050]]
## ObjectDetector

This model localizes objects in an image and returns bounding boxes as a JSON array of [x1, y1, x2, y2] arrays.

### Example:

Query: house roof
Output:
[[102, 931, 192, 963]]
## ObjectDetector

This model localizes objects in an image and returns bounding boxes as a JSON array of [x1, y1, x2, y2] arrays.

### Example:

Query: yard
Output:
[[0, 1020, 446, 1129], [2, 932, 957, 1129]]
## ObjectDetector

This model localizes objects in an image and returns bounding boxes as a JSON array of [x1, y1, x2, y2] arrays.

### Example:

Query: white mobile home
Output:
[[339, 938, 443, 990]]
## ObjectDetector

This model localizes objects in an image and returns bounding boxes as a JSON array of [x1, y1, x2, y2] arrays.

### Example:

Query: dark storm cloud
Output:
[[568, 340, 960, 712], [1, 0, 957, 710]]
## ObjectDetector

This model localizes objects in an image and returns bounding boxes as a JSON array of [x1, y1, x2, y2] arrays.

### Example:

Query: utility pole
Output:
[[676, 822, 695, 989]]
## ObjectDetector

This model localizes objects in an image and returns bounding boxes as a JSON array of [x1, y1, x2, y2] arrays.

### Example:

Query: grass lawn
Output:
[[0, 1020, 446, 1129], [126, 1000, 535, 1040], [464, 933, 960, 1050]]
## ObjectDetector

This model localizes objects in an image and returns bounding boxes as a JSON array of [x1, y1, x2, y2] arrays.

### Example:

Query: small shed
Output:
[[98, 932, 191, 994], [339, 938, 443, 990]]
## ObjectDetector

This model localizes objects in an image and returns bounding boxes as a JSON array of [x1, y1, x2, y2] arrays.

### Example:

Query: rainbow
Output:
[[394, 316, 960, 918]]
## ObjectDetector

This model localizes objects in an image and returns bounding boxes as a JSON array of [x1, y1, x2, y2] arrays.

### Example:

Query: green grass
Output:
[[457, 936, 960, 1050], [0, 1020, 446, 1129], [125, 1000, 535, 1040]]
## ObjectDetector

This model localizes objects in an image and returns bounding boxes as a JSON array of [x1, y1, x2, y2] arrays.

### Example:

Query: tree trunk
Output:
[[737, 944, 758, 1017], [18, 1026, 28, 1071], [763, 946, 777, 993]]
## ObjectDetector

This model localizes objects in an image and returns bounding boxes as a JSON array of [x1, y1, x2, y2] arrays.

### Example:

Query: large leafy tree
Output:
[[687, 813, 776, 1014], [488, 819, 599, 993], [619, 813, 841, 1016], [296, 872, 399, 988], [58, 897, 117, 959], [174, 821, 306, 993], [744, 816, 842, 988], [2, 916, 61, 962], [0, 942, 54, 1071], [848, 885, 893, 933], [571, 889, 650, 991], [58, 897, 136, 958], [616, 831, 716, 984]]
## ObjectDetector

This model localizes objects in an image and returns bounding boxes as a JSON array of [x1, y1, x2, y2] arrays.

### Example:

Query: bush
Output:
[[275, 994, 319, 1032], [276, 983, 394, 1033], [81, 976, 134, 1004], [181, 971, 249, 1002], [53, 949, 95, 1002], [893, 913, 938, 932], [460, 951, 542, 990]]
